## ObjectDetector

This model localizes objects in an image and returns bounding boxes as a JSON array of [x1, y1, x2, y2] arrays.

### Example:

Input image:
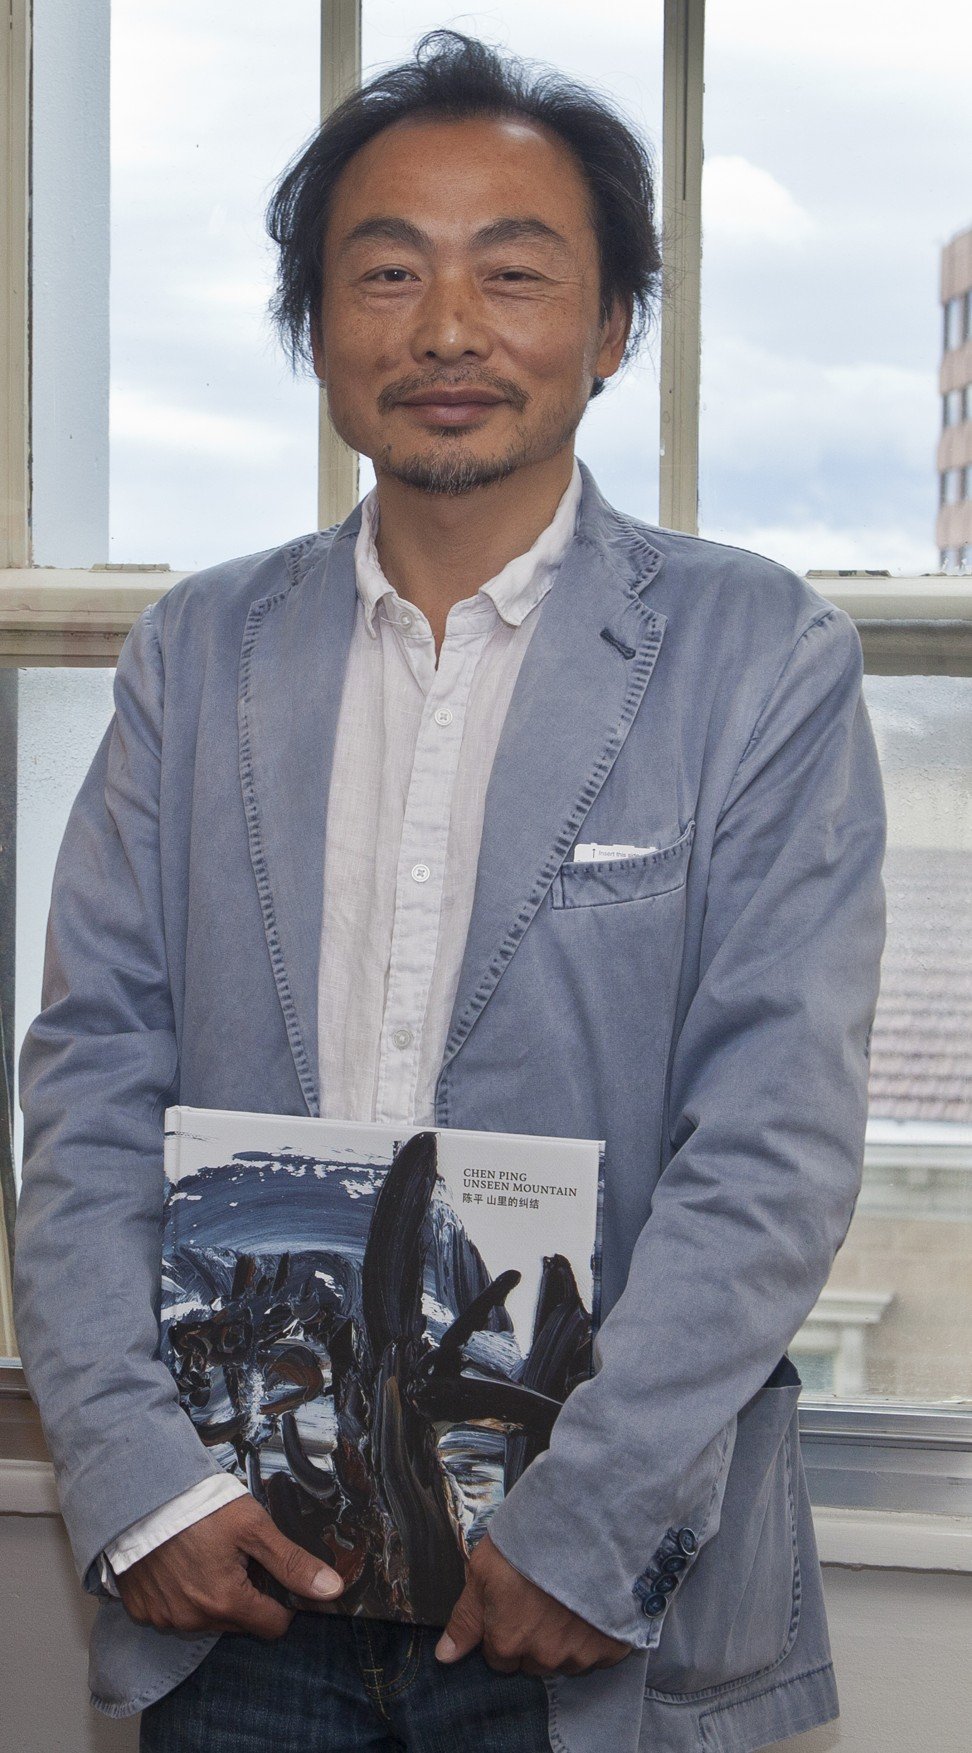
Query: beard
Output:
[[380, 433, 529, 496], [376, 402, 585, 498]]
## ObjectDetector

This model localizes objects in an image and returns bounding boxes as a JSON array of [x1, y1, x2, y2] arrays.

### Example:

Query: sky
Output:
[[104, 0, 972, 574]]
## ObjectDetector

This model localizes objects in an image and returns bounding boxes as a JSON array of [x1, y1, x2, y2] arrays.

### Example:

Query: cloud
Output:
[[701, 336, 936, 473], [703, 518, 937, 577], [697, 334, 940, 569], [110, 386, 291, 462], [705, 0, 971, 82], [702, 157, 817, 248]]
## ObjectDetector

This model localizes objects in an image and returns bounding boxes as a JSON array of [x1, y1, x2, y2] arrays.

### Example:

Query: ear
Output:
[[594, 294, 632, 385]]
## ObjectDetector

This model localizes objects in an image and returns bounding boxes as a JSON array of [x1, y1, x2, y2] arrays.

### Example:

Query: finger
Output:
[[593, 1645, 633, 1668], [435, 1581, 485, 1663], [517, 1641, 583, 1679], [224, 1574, 296, 1642], [517, 1655, 553, 1678], [480, 1636, 522, 1676], [123, 1560, 296, 1643], [238, 1512, 343, 1603]]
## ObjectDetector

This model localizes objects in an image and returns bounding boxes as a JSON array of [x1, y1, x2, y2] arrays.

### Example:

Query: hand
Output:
[[434, 1534, 632, 1678], [115, 1495, 344, 1640]]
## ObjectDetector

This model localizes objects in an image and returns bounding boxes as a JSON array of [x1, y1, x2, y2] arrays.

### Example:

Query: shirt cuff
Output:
[[102, 1472, 249, 1577]]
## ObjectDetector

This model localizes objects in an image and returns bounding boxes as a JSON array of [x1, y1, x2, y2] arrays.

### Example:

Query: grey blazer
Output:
[[14, 463, 887, 1753]]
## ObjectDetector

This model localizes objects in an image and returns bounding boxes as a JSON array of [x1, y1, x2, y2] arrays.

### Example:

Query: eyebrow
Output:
[[337, 215, 571, 256]]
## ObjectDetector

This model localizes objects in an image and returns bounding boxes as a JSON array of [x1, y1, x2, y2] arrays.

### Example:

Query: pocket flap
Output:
[[553, 819, 696, 909]]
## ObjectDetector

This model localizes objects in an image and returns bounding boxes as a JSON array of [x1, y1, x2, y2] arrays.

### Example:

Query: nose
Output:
[[409, 274, 492, 366]]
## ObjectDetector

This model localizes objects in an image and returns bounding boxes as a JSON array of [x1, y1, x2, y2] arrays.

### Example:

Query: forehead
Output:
[[325, 114, 595, 248]]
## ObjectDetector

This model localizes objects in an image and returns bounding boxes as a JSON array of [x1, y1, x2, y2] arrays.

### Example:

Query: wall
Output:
[[1, 1506, 969, 1753]]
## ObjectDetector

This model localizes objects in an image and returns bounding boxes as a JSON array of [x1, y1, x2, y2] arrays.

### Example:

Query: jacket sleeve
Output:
[[102, 1473, 250, 1582], [13, 602, 228, 1599], [484, 605, 887, 1649]]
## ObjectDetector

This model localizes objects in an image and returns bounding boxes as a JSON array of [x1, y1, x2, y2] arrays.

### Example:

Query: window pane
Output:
[[360, 5, 664, 518], [794, 676, 972, 1405], [699, 1, 972, 574], [946, 294, 967, 352], [11, 671, 117, 1190], [109, 2, 321, 570]]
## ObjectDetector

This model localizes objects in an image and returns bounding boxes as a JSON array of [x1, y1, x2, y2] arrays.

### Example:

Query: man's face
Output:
[[312, 115, 629, 495]]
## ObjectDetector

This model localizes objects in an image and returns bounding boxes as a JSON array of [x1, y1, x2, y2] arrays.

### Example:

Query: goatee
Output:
[[381, 442, 527, 497]]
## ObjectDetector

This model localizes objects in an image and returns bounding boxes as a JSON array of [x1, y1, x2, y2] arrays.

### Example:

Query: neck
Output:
[[370, 448, 576, 646]]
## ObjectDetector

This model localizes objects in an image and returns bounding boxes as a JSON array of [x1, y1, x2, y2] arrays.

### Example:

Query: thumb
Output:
[[240, 1509, 344, 1602], [435, 1579, 484, 1663]]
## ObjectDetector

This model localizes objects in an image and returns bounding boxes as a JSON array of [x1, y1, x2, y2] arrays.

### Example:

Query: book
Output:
[[160, 1105, 605, 1626]]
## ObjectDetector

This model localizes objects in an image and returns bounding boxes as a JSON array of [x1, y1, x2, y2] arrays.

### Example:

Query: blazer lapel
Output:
[[439, 467, 668, 1078], [238, 510, 362, 1116]]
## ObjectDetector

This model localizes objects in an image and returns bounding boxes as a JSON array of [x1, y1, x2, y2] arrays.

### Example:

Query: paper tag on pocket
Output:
[[573, 841, 660, 863]]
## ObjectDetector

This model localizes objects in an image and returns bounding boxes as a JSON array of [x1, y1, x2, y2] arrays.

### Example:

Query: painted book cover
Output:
[[160, 1106, 605, 1626]]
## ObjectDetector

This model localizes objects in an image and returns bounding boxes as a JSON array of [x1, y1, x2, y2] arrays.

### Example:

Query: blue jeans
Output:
[[138, 1612, 552, 1751]]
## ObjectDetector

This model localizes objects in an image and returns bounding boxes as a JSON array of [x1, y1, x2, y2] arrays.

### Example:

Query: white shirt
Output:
[[99, 460, 583, 1590]]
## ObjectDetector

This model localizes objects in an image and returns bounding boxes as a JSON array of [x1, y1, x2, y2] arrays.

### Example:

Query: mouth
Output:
[[395, 389, 509, 426]]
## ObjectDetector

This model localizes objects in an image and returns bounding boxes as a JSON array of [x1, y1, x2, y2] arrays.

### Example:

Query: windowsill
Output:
[[3, 1455, 972, 1575], [812, 1505, 972, 1573]]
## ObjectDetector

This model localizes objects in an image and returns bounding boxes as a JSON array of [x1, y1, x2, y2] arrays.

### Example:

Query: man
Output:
[[14, 29, 886, 1753]]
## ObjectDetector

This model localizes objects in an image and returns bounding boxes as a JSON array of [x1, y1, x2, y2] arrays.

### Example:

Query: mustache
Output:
[[377, 371, 530, 415]]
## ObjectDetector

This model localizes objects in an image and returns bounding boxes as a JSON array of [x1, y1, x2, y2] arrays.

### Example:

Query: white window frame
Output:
[[2, 0, 971, 1536]]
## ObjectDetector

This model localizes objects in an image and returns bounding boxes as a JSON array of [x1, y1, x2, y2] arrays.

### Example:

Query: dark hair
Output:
[[265, 30, 660, 397]]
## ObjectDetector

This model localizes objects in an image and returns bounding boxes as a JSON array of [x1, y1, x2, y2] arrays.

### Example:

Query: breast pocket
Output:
[[552, 819, 695, 909]]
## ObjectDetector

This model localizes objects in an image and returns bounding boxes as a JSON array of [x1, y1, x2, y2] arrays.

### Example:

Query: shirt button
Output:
[[433, 707, 453, 726], [411, 863, 431, 883], [392, 1028, 413, 1050], [398, 612, 414, 629]]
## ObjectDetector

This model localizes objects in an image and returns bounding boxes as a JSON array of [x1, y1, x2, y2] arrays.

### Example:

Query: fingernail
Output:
[[310, 1567, 343, 1599], [435, 1634, 458, 1662]]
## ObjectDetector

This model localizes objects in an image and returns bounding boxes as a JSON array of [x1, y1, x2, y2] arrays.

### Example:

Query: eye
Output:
[[493, 270, 540, 282], [364, 267, 416, 284]]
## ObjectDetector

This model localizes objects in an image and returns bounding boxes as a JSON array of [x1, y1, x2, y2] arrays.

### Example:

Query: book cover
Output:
[[160, 1106, 604, 1626]]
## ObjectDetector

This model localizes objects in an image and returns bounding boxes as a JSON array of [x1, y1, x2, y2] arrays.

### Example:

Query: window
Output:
[[3, 0, 971, 1521], [945, 294, 966, 352], [792, 676, 972, 1406], [699, 2, 968, 574], [7, 672, 117, 1190]]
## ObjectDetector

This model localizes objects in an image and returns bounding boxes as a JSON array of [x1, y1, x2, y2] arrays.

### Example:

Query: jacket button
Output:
[[661, 1554, 687, 1574], [641, 1593, 668, 1616], [655, 1574, 678, 1595], [677, 1528, 698, 1556]]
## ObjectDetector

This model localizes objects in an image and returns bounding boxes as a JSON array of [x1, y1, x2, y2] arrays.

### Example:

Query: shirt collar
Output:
[[353, 457, 583, 638]]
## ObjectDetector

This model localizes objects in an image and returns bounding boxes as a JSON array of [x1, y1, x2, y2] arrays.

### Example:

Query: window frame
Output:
[[1, 0, 971, 1529]]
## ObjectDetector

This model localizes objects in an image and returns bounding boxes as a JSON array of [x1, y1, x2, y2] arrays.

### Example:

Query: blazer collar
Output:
[[438, 462, 668, 1078], [238, 462, 667, 1115], [238, 507, 361, 1115]]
